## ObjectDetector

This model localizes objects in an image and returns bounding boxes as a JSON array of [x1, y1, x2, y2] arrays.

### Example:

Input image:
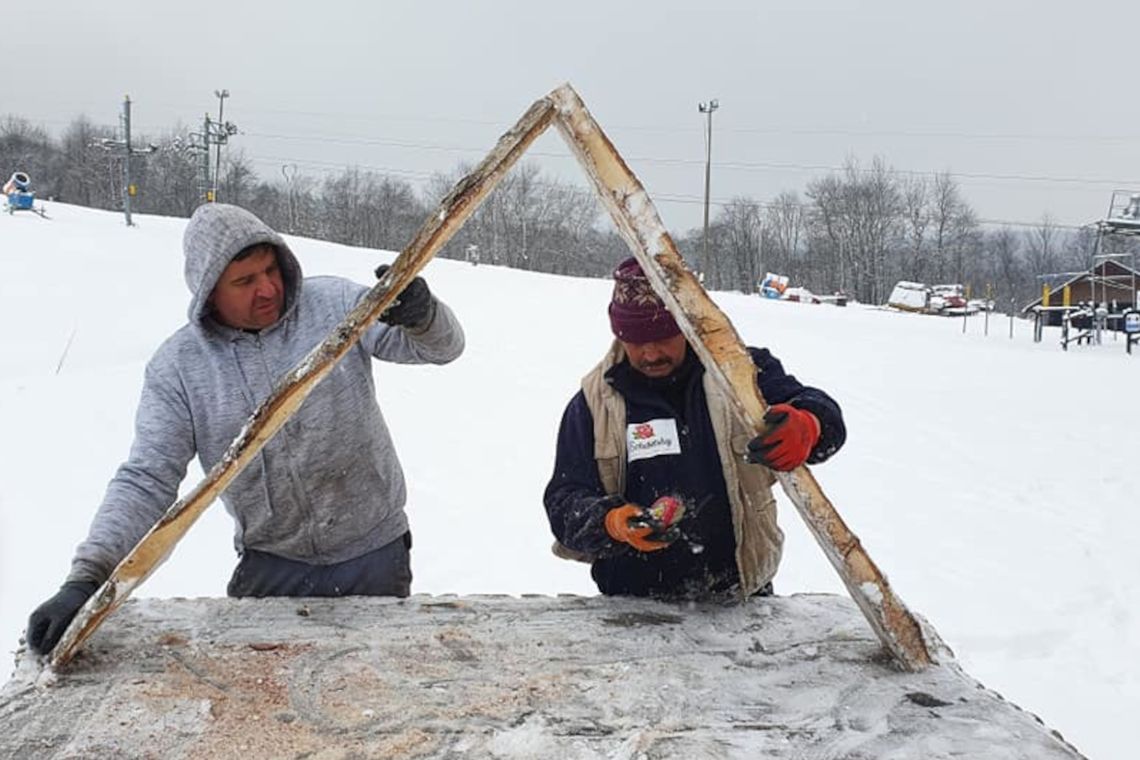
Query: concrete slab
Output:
[[0, 593, 1085, 759]]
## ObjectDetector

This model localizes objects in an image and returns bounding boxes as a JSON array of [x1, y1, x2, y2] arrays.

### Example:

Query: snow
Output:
[[1, 202, 1137, 759], [860, 581, 884, 607]]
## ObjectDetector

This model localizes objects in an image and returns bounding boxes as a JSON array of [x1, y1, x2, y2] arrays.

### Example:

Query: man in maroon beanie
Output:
[[543, 257, 846, 598]]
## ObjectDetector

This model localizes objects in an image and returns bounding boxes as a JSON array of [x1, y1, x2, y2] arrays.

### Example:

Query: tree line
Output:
[[4, 114, 1125, 312], [677, 156, 1127, 311], [0, 115, 631, 279]]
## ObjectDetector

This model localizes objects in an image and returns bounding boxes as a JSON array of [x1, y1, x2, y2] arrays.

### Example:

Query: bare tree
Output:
[[805, 156, 901, 303], [51, 117, 117, 208], [899, 175, 929, 282], [132, 130, 201, 218], [931, 172, 979, 285], [318, 167, 424, 252], [427, 161, 608, 275], [1022, 213, 1062, 279], [856, 157, 902, 302], [712, 197, 764, 292], [803, 172, 848, 294], [981, 226, 1025, 310], [246, 172, 320, 239], [217, 152, 258, 208], [762, 191, 805, 282]]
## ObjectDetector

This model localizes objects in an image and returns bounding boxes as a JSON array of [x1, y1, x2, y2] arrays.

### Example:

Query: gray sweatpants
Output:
[[227, 531, 412, 598]]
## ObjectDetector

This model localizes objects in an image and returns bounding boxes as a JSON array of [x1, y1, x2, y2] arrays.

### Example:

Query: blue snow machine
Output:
[[8, 190, 35, 212], [4, 172, 45, 217]]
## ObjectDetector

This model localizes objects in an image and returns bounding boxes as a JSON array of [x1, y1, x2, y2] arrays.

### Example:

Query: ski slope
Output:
[[1, 203, 1136, 758]]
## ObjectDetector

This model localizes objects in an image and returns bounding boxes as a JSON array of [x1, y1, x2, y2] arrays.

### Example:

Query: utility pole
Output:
[[199, 113, 213, 201], [213, 89, 229, 202], [698, 98, 719, 282], [92, 95, 156, 226], [187, 91, 238, 203]]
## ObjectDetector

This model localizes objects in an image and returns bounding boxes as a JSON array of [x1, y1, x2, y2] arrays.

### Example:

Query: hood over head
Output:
[[182, 203, 303, 326]]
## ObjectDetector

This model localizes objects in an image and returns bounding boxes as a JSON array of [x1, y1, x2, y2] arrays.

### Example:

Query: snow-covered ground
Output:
[[1, 203, 1135, 759]]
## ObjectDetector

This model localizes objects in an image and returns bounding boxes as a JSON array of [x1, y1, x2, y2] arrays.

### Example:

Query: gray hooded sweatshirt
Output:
[[67, 204, 465, 585]]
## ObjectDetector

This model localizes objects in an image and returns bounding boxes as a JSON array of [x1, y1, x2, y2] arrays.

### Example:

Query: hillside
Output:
[[0, 203, 1136, 757]]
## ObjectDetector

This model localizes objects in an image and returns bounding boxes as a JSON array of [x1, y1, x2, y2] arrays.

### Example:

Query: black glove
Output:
[[26, 580, 98, 655], [375, 264, 434, 328]]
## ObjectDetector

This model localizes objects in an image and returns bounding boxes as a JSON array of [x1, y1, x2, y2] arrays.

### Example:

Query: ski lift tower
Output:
[[1026, 191, 1140, 349], [1089, 189, 1140, 324]]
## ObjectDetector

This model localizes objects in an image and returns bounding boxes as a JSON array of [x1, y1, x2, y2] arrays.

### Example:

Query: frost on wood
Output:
[[548, 82, 932, 672], [50, 82, 932, 675], [0, 595, 1085, 760], [45, 93, 556, 669], [861, 581, 885, 606]]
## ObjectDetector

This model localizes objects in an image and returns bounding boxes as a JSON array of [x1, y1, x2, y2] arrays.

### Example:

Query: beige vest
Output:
[[557, 341, 783, 597]]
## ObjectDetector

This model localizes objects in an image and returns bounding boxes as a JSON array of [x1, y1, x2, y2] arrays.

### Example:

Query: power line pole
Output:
[[213, 89, 229, 202], [187, 91, 238, 203], [92, 95, 156, 226], [699, 98, 719, 282], [198, 112, 213, 202]]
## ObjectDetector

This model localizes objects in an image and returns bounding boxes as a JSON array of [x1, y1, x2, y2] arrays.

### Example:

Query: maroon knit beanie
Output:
[[608, 257, 681, 343]]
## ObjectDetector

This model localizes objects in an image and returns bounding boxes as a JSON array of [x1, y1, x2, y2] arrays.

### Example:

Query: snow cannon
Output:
[[760, 272, 790, 299], [6, 171, 31, 192], [4, 171, 38, 213]]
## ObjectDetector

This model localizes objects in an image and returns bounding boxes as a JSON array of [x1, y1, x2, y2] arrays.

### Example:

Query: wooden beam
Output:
[[51, 81, 933, 673], [549, 83, 932, 671], [50, 96, 557, 668]]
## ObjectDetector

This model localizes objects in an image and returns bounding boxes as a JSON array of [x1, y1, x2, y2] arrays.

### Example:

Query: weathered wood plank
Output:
[[49, 97, 557, 669], [548, 83, 932, 671], [52, 81, 932, 675]]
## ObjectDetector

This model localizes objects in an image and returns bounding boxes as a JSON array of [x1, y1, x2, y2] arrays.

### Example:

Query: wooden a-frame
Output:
[[51, 84, 933, 672]]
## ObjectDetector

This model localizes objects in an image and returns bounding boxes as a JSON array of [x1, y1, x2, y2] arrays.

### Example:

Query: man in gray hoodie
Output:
[[25, 203, 465, 655]]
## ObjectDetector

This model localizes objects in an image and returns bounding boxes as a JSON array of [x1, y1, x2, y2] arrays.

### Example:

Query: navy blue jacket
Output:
[[544, 346, 845, 597]]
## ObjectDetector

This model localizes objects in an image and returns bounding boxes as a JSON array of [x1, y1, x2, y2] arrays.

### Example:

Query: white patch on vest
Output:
[[626, 418, 682, 462]]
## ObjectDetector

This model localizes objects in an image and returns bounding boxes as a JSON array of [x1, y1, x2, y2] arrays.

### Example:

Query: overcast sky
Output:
[[6, 1, 1139, 233]]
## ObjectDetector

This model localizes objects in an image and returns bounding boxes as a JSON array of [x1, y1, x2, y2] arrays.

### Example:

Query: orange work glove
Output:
[[746, 403, 821, 471], [604, 496, 684, 552]]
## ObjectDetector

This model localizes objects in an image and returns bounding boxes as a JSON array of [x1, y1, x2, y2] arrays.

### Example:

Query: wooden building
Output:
[[1023, 259, 1140, 327]]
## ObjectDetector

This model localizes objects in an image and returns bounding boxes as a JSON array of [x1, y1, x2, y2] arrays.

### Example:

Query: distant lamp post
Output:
[[699, 98, 719, 281]]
